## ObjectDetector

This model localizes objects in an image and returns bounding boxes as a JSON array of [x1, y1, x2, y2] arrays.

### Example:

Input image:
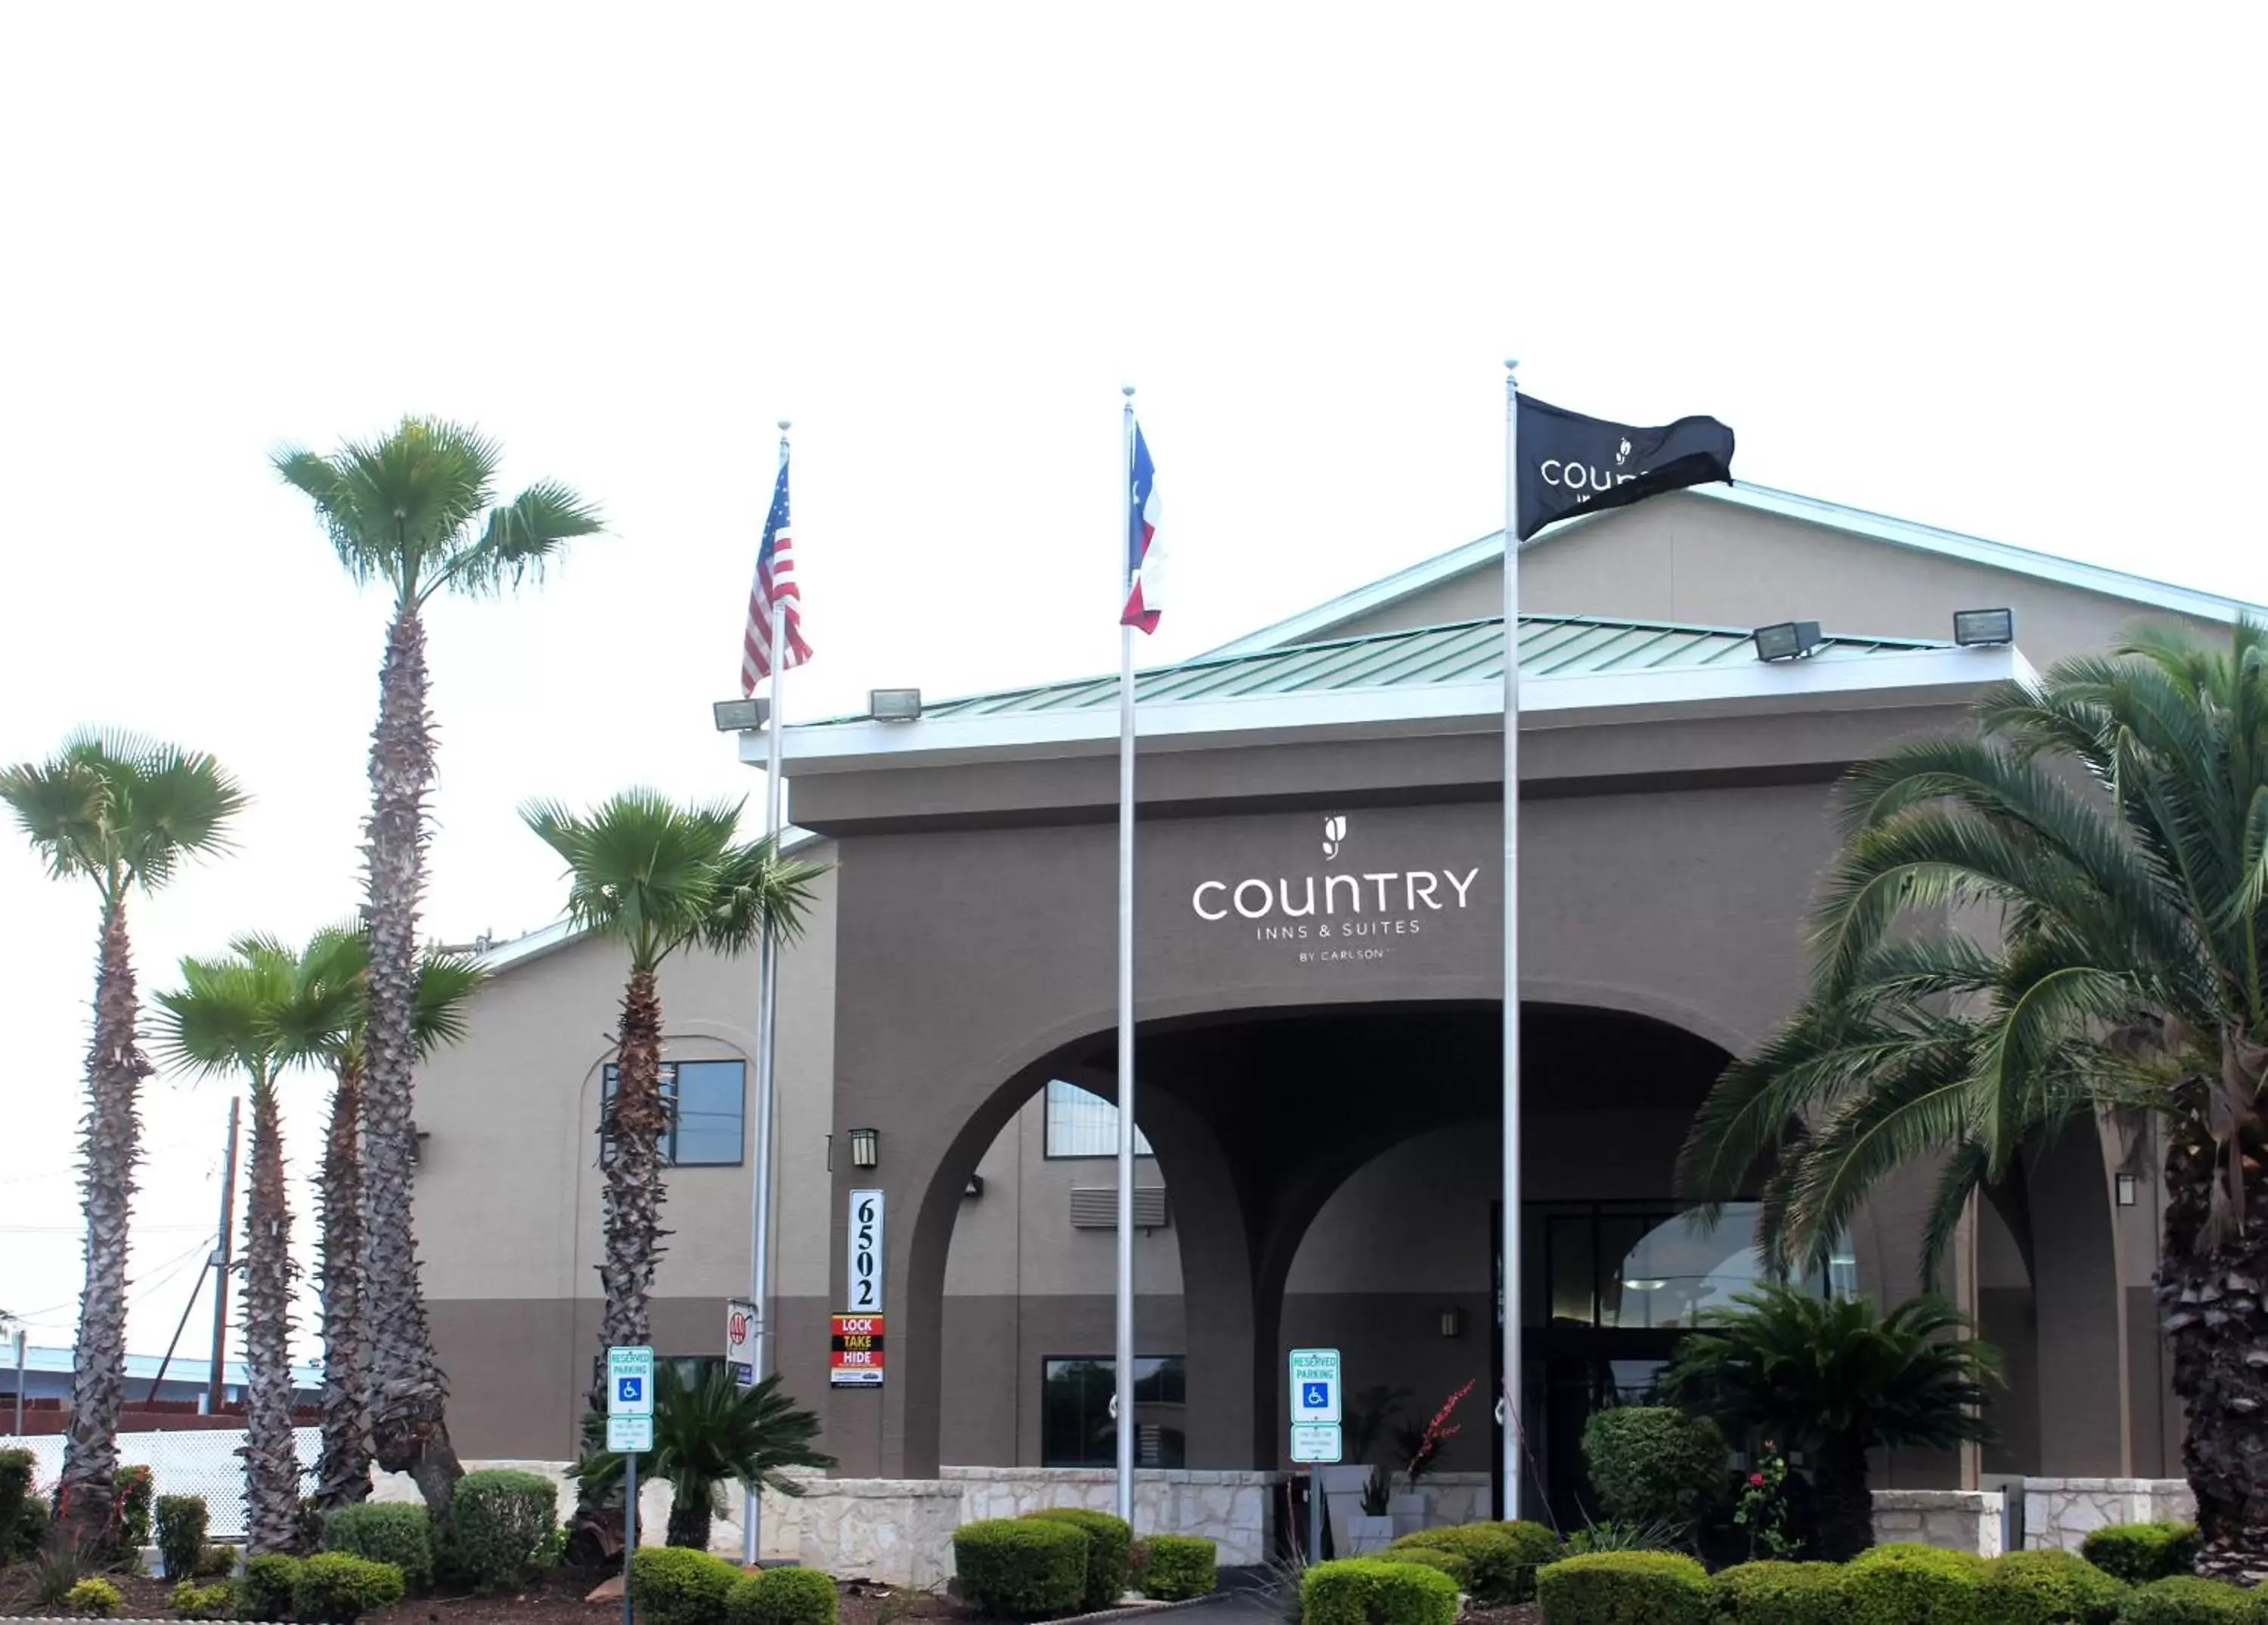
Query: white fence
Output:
[[0, 1427, 319, 1544]]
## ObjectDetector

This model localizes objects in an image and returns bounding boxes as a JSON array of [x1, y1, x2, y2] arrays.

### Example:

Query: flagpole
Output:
[[1114, 384, 1139, 1524], [1498, 361, 1523, 1520], [743, 418, 792, 1566]]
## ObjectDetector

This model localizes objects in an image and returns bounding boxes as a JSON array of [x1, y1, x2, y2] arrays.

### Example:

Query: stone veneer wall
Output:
[[1872, 1490, 2006, 1556], [2023, 1479, 2197, 1552]]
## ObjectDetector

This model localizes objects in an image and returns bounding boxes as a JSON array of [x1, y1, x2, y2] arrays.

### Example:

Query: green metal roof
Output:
[[835, 614, 1943, 723]]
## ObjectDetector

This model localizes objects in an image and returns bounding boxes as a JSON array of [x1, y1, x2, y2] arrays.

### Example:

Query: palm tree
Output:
[[522, 791, 819, 1509], [155, 936, 357, 1554], [275, 419, 600, 1512], [266, 927, 485, 1512], [573, 1363, 834, 1551], [1659, 1286, 1997, 1560], [0, 732, 244, 1549], [1678, 621, 2268, 1577]]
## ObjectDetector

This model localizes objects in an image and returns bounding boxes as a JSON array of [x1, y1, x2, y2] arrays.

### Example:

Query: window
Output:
[[600, 1059, 745, 1166], [1043, 1080, 1152, 1159], [1040, 1356, 1185, 1467], [1525, 1201, 1846, 1331]]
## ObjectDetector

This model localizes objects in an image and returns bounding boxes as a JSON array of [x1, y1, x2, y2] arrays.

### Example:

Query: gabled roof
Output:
[[903, 612, 1938, 723], [1206, 480, 2265, 658]]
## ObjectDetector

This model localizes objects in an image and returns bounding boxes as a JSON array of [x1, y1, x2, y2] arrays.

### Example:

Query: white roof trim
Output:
[[1205, 481, 2264, 658], [779, 645, 2032, 775]]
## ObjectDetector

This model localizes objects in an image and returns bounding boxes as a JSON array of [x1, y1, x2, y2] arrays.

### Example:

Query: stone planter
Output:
[[1318, 1463, 1375, 1553], [1388, 1490, 1427, 1537], [1345, 1513, 1396, 1553]]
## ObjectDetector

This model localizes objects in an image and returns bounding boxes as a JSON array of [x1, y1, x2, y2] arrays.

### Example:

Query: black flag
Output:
[[1516, 394, 1735, 541]]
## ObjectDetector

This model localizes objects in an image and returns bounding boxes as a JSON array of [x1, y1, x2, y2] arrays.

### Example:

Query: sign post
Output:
[[727, 1299, 758, 1388], [1289, 1348, 1341, 1561], [607, 1345, 655, 1625]]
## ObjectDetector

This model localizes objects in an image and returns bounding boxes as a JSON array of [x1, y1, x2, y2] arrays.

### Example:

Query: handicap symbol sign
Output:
[[1301, 1382, 1331, 1410], [616, 1376, 643, 1404]]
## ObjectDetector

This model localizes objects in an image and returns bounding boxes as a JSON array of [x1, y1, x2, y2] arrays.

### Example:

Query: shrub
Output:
[[1714, 1561, 1849, 1625], [2113, 1578, 2263, 1625], [171, 1580, 237, 1620], [725, 1565, 840, 1625], [1301, 1557, 1461, 1625], [196, 1545, 237, 1578], [292, 1552, 407, 1623], [450, 1469, 558, 1594], [1376, 1549, 1472, 1591], [236, 1554, 302, 1622], [1845, 1543, 1989, 1625], [1983, 1550, 2131, 1625], [1024, 1509, 1132, 1611], [1141, 1534, 1216, 1602], [1390, 1521, 1560, 1606], [630, 1546, 743, 1625], [1580, 1408, 1729, 1534], [1536, 1551, 1713, 1625], [14, 1489, 52, 1565], [953, 1518, 1089, 1619], [159, 1497, 212, 1582], [113, 1466, 156, 1553], [67, 1577, 123, 1617], [2084, 1526, 2200, 1586], [324, 1502, 435, 1592], [0, 1447, 36, 1562]]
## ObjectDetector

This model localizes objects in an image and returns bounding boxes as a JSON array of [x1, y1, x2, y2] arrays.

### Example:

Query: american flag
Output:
[[742, 453, 810, 693], [1119, 421, 1163, 633]]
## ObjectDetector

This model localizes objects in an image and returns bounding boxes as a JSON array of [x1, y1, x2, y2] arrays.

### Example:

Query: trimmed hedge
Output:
[[725, 1565, 840, 1625], [1845, 1543, 1989, 1625], [2084, 1526, 2201, 1586], [1377, 1548, 1473, 1592], [1390, 1521, 1562, 1605], [1983, 1549, 2131, 1625], [322, 1503, 436, 1592], [451, 1469, 559, 1593], [1580, 1408, 1728, 1533], [237, 1555, 302, 1622], [1140, 1534, 1216, 1602], [1025, 1509, 1132, 1611], [1302, 1557, 1461, 1625], [171, 1580, 235, 1620], [159, 1497, 212, 1583], [953, 1519, 1089, 1619], [1714, 1561, 1850, 1625], [630, 1546, 742, 1625], [2112, 1578, 2265, 1625], [292, 1553, 406, 1623], [1537, 1551, 1713, 1625]]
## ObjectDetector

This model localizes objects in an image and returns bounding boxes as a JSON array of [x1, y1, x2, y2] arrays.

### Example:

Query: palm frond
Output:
[[445, 480, 605, 598], [523, 790, 745, 971], [0, 731, 245, 902]]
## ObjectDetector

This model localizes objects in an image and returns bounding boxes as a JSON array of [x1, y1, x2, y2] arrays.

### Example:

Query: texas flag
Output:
[[1119, 422, 1163, 633]]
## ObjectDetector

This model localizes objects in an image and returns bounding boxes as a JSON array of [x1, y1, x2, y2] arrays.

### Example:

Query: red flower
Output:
[[1748, 1472, 1765, 1487]]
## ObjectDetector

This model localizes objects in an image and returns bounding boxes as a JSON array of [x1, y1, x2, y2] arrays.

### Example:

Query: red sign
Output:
[[830, 1314, 884, 1387]]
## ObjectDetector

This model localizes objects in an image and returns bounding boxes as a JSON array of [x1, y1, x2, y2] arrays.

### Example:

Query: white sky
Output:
[[2, 5, 2263, 1367]]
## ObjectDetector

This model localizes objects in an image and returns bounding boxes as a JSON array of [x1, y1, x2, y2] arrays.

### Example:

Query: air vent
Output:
[[1070, 1187, 1170, 1230]]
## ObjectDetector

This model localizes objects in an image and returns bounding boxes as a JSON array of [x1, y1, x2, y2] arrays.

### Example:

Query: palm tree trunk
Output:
[[315, 1060, 371, 1510], [1811, 1441, 1874, 1562], [54, 899, 152, 1551], [2159, 1122, 2268, 1581], [242, 1083, 301, 1555], [359, 599, 463, 1513], [665, 1491, 711, 1552]]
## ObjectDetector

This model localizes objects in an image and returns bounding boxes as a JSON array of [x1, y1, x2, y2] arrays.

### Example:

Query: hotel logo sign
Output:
[[1188, 813, 1483, 966]]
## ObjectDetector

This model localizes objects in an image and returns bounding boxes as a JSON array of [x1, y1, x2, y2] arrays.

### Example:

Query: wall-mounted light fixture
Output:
[[1954, 608, 2015, 647], [869, 688, 923, 722], [712, 697, 769, 732], [1439, 1308, 1465, 1339], [965, 1175, 986, 1199], [2115, 1172, 2139, 1207], [1752, 621, 1825, 663], [848, 1127, 881, 1169]]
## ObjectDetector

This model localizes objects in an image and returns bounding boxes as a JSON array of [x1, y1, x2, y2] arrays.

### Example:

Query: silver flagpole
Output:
[[744, 418, 792, 1565], [1114, 384, 1139, 1524], [1499, 362, 1523, 1518]]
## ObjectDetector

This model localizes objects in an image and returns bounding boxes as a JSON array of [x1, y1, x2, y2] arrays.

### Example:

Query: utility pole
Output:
[[205, 1099, 240, 1413]]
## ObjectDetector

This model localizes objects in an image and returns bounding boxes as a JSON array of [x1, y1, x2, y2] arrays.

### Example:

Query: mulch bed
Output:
[[1464, 1605, 1541, 1625]]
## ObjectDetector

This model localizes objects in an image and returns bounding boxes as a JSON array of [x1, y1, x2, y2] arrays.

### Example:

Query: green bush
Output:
[[724, 1565, 840, 1625], [1537, 1551, 1713, 1625], [952, 1518, 1089, 1619], [237, 1555, 301, 1621], [0, 1447, 37, 1562], [1140, 1534, 1216, 1602], [197, 1544, 237, 1578], [171, 1580, 236, 1620], [158, 1497, 212, 1582], [449, 1469, 559, 1594], [1579, 1408, 1728, 1534], [17, 1496, 52, 1565], [67, 1577, 123, 1617], [2112, 1578, 2264, 1625], [1845, 1543, 1989, 1625], [1983, 1550, 2131, 1625], [1714, 1562, 1849, 1625], [1025, 1509, 1132, 1611], [292, 1552, 406, 1623], [2084, 1526, 2201, 1586], [1390, 1521, 1561, 1606], [112, 1466, 155, 1553], [1302, 1557, 1461, 1625], [1376, 1549, 1473, 1591], [324, 1502, 436, 1593], [630, 1546, 742, 1625]]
